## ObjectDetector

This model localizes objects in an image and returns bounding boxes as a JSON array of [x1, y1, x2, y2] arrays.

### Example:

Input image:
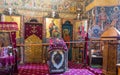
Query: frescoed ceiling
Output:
[[0, 0, 92, 14]]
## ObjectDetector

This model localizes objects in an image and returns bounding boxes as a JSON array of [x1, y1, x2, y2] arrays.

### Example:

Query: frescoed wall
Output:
[[87, 5, 120, 38], [96, 6, 120, 31], [0, 0, 85, 19], [86, 0, 119, 12], [87, 8, 94, 28], [1, 0, 77, 13]]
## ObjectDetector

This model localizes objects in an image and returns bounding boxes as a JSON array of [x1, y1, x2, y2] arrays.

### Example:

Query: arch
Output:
[[30, 18, 38, 22], [24, 34, 42, 63]]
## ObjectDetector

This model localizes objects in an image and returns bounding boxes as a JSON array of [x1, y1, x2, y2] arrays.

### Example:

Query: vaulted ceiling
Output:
[[0, 0, 93, 14]]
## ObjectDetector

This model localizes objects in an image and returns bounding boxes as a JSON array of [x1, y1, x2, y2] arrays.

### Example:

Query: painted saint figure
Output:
[[49, 20, 60, 38], [111, 7, 120, 30], [49, 20, 56, 37], [63, 29, 70, 48], [98, 7, 108, 31], [78, 22, 86, 39], [52, 25, 60, 38]]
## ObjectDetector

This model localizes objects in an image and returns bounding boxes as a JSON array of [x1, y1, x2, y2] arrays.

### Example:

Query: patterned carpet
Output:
[[18, 63, 49, 75], [18, 62, 102, 75]]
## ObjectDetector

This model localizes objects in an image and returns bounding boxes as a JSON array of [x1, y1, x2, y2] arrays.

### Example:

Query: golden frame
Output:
[[45, 18, 61, 38], [74, 20, 88, 41]]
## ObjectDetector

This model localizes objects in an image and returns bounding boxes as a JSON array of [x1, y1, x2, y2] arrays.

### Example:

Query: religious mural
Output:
[[88, 5, 120, 38], [2, 0, 77, 13], [96, 6, 120, 31]]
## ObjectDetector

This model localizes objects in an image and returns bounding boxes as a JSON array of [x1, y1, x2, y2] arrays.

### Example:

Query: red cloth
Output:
[[24, 23, 42, 39], [0, 22, 18, 32], [0, 56, 15, 66]]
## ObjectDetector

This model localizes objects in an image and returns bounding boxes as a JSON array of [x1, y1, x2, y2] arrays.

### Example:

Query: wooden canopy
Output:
[[101, 26, 120, 40]]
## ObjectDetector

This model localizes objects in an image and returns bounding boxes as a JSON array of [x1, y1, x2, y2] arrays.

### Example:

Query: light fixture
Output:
[[77, 13, 81, 20], [52, 11, 56, 18]]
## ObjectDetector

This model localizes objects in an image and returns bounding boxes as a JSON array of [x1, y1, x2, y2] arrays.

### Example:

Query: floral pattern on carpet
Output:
[[18, 62, 102, 75]]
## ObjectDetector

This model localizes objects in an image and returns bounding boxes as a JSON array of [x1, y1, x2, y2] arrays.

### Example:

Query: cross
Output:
[[31, 25, 37, 33]]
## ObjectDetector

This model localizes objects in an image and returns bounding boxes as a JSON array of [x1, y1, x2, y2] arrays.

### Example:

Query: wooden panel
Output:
[[118, 67, 120, 75], [103, 42, 108, 70], [107, 44, 117, 73], [102, 41, 117, 75]]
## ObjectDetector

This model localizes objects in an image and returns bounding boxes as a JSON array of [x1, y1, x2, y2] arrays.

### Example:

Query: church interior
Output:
[[0, 0, 120, 75]]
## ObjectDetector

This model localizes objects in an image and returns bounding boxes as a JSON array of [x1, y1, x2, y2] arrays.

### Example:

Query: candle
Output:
[[52, 11, 55, 18], [8, 8, 12, 15]]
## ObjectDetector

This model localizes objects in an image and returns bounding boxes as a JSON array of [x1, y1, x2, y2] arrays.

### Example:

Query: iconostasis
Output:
[[0, 9, 90, 64]]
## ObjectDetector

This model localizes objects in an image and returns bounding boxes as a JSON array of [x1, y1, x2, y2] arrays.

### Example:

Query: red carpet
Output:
[[18, 63, 49, 75], [18, 62, 102, 75]]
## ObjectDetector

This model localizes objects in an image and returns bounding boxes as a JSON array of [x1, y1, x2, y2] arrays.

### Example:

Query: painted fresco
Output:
[[96, 6, 112, 31], [88, 5, 120, 38], [2, 0, 77, 13], [87, 8, 95, 30], [96, 6, 120, 31]]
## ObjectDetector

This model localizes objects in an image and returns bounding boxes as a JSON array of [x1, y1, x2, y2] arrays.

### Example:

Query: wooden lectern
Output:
[[101, 26, 120, 75]]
